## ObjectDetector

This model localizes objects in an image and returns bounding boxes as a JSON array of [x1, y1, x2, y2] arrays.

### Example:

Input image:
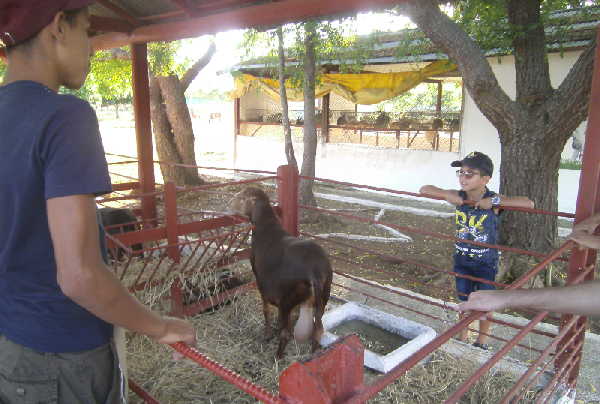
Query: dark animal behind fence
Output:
[[98, 207, 143, 259], [229, 187, 333, 358]]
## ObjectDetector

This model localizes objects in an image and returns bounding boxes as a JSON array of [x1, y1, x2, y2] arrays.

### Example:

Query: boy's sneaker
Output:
[[472, 342, 490, 350]]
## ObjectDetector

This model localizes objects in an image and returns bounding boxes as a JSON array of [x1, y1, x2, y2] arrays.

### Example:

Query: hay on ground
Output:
[[126, 264, 537, 404]]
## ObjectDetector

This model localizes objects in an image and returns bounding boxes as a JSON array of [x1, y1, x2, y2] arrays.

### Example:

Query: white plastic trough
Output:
[[320, 302, 437, 373]]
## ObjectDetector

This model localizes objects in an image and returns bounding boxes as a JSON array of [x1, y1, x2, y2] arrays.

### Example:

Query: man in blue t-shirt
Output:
[[0, 2, 196, 403], [420, 152, 534, 350]]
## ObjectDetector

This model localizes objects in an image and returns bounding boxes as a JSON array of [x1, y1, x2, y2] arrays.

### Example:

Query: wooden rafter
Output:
[[92, 0, 406, 49], [90, 15, 134, 33], [96, 0, 143, 26], [168, 0, 197, 17]]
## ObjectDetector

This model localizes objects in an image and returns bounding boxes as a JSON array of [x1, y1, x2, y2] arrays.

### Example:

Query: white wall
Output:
[[237, 135, 469, 192]]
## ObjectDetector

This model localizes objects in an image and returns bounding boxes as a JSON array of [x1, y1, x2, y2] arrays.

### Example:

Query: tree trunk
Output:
[[149, 77, 187, 185], [147, 42, 216, 186], [402, 0, 595, 285], [299, 22, 318, 207], [157, 75, 203, 186], [277, 26, 298, 169], [497, 121, 561, 286]]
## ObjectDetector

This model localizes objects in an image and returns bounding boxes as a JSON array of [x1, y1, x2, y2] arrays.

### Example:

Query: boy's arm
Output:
[[497, 195, 535, 209], [458, 281, 600, 318], [475, 194, 534, 210], [419, 185, 462, 206], [47, 194, 197, 347]]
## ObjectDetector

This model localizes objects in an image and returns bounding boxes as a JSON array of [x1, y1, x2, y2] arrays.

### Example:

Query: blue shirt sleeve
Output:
[[40, 98, 112, 199]]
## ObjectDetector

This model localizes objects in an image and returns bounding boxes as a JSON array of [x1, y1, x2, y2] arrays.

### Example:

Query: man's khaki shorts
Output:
[[0, 334, 125, 404]]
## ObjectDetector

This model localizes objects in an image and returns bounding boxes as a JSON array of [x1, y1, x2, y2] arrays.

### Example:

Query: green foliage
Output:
[[149, 41, 179, 76], [0, 60, 5, 81], [186, 88, 228, 101], [88, 49, 133, 105], [65, 39, 193, 105], [452, 0, 600, 55], [382, 81, 462, 113], [240, 17, 370, 89], [560, 159, 582, 170]]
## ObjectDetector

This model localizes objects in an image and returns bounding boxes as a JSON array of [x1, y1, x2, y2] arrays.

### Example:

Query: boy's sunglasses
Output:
[[456, 169, 480, 179]]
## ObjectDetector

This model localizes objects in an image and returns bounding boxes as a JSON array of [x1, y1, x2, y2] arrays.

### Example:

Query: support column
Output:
[[322, 94, 330, 143], [436, 81, 442, 116], [233, 98, 240, 167], [132, 43, 157, 225], [277, 165, 299, 237], [559, 27, 600, 387]]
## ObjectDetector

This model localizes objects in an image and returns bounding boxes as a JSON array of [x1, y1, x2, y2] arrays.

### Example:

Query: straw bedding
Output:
[[124, 261, 535, 404]]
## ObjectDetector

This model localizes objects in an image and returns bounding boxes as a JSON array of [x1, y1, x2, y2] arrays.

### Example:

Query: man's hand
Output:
[[154, 317, 197, 360], [572, 213, 600, 234], [458, 290, 509, 313], [568, 213, 600, 250], [568, 230, 600, 250]]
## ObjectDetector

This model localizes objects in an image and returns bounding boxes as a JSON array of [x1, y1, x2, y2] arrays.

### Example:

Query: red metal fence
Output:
[[101, 29, 600, 400], [99, 154, 594, 403]]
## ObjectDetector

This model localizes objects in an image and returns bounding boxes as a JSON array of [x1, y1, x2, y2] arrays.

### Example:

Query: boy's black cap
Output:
[[451, 151, 494, 176], [0, 0, 95, 48]]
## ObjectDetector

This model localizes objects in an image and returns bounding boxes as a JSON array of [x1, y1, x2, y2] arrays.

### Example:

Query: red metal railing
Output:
[[103, 159, 590, 404], [103, 92, 598, 404]]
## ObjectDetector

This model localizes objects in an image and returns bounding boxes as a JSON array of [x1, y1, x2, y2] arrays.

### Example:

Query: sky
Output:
[[180, 12, 413, 94]]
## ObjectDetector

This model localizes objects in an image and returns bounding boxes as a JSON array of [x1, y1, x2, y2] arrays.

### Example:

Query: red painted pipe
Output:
[[169, 342, 286, 404]]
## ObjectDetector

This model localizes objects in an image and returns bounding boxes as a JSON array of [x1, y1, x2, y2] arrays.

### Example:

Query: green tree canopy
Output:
[[240, 18, 371, 87]]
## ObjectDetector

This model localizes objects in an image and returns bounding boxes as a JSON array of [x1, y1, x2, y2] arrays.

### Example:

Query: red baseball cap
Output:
[[0, 0, 95, 48]]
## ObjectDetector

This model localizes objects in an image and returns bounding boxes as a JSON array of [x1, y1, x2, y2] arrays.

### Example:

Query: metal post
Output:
[[558, 27, 600, 386], [279, 335, 365, 403], [322, 94, 330, 143], [277, 165, 299, 236], [164, 182, 181, 263], [436, 81, 442, 116], [233, 98, 240, 168], [132, 43, 157, 225]]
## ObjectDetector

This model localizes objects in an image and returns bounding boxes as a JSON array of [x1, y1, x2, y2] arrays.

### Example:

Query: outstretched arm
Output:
[[48, 194, 197, 349], [458, 281, 600, 318], [420, 185, 462, 206], [475, 194, 535, 210]]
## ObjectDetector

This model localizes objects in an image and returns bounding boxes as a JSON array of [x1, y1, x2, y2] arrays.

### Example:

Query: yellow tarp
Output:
[[230, 60, 456, 105]]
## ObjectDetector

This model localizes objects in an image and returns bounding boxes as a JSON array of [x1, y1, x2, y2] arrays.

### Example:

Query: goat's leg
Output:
[[276, 304, 294, 359], [311, 299, 326, 353], [311, 278, 331, 353], [261, 297, 274, 341]]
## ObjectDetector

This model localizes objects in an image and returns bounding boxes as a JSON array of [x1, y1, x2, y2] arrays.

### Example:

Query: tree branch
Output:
[[181, 40, 217, 91], [545, 36, 596, 145], [399, 0, 519, 137]]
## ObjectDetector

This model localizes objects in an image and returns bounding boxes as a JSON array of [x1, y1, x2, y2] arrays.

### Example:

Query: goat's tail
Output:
[[293, 284, 316, 342]]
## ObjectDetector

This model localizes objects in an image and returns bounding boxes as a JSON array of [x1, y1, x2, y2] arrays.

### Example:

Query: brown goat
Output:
[[229, 187, 332, 358]]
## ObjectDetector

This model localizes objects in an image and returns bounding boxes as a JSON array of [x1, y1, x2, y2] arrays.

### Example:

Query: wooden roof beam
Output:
[[92, 0, 407, 49], [90, 15, 134, 33], [168, 0, 198, 17], [96, 0, 143, 26]]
